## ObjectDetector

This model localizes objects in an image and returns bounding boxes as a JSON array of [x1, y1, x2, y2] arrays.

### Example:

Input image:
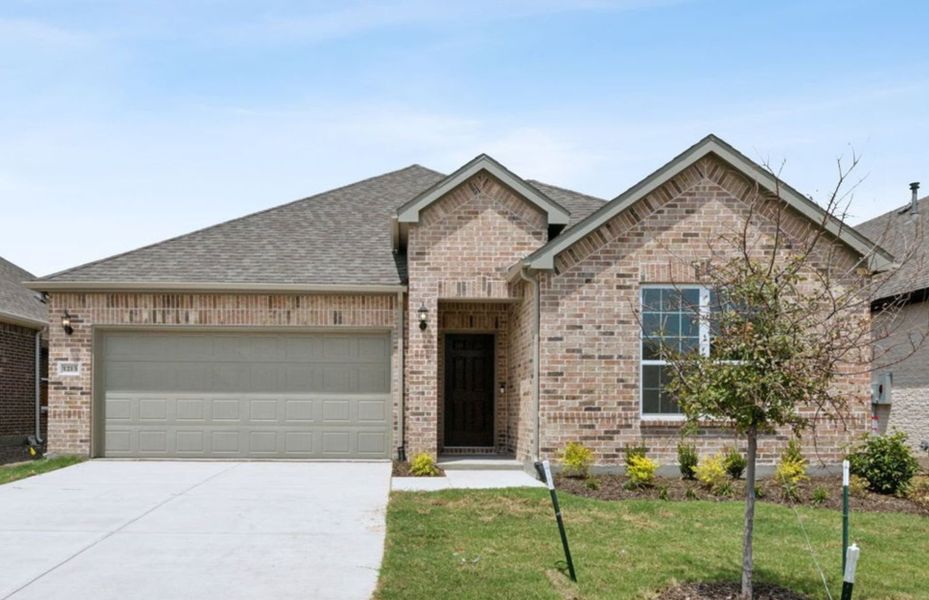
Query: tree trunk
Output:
[[741, 427, 758, 599]]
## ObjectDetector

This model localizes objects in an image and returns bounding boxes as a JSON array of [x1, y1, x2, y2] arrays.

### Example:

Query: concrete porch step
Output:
[[437, 454, 525, 471]]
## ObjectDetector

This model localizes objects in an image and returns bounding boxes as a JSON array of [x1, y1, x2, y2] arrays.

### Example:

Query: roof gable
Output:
[[396, 154, 570, 226], [520, 134, 895, 272]]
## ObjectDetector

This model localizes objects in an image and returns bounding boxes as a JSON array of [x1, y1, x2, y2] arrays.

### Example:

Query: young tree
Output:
[[640, 155, 925, 599]]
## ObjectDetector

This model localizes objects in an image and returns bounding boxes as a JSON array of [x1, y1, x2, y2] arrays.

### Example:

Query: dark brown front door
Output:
[[444, 334, 494, 447]]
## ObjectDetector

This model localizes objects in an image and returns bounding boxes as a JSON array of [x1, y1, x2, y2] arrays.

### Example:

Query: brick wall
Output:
[[873, 300, 929, 450], [507, 280, 536, 461], [45, 292, 400, 456], [537, 155, 871, 466], [405, 171, 548, 457], [0, 321, 41, 463]]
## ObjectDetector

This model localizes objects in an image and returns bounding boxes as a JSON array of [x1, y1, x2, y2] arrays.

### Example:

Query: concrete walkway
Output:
[[391, 469, 545, 491], [0, 461, 392, 600]]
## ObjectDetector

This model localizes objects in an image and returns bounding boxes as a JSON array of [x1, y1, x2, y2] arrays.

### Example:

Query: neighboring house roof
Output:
[[856, 195, 929, 300], [0, 257, 47, 328], [518, 134, 896, 272], [31, 164, 605, 292], [395, 154, 570, 226]]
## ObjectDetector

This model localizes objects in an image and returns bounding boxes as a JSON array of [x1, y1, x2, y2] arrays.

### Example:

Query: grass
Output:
[[0, 455, 85, 485], [375, 488, 929, 599]]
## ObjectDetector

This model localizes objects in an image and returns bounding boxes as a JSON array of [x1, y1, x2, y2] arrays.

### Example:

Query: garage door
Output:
[[98, 331, 391, 459]]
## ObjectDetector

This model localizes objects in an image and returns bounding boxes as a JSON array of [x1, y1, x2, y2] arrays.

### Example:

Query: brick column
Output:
[[404, 293, 439, 457]]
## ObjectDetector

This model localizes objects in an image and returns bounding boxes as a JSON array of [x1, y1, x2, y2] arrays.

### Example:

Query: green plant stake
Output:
[[842, 459, 849, 575], [535, 459, 577, 582]]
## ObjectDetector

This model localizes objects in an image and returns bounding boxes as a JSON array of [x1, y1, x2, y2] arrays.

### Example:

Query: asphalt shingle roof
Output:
[[37, 165, 605, 288], [856, 196, 929, 300], [0, 257, 47, 326]]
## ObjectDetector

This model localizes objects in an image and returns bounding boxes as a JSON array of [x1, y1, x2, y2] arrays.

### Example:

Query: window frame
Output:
[[639, 284, 711, 420]]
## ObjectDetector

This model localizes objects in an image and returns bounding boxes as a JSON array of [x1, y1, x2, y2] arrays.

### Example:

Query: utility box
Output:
[[871, 372, 893, 405]]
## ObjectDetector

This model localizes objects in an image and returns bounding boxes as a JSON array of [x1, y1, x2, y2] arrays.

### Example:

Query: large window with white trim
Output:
[[640, 286, 710, 416]]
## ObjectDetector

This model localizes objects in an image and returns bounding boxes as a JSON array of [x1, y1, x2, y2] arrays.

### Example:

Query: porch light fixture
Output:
[[499, 382, 506, 395], [61, 311, 74, 336], [418, 304, 429, 330]]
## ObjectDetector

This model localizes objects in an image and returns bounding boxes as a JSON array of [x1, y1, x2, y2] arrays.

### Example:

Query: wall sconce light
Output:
[[62, 311, 74, 336], [418, 304, 429, 330], [499, 382, 506, 395]]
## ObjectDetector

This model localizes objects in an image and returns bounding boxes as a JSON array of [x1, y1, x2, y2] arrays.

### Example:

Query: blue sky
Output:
[[1, 0, 927, 276]]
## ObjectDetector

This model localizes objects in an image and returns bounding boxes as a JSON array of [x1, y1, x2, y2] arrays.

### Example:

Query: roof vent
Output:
[[911, 182, 921, 215]]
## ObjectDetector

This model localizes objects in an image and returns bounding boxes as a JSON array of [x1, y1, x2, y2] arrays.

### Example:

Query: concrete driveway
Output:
[[0, 460, 392, 600]]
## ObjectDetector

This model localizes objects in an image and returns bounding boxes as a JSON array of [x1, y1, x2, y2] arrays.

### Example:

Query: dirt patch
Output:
[[657, 581, 809, 600], [392, 460, 445, 477], [556, 473, 928, 516]]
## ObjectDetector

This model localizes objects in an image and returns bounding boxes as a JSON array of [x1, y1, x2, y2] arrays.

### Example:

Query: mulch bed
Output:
[[657, 581, 809, 600], [556, 473, 928, 516], [392, 460, 445, 477]]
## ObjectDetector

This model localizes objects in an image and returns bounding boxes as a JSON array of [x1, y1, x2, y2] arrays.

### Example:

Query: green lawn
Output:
[[0, 455, 85, 485], [375, 488, 928, 599]]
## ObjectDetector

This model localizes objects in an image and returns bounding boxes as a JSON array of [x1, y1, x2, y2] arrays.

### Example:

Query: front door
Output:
[[444, 334, 494, 447]]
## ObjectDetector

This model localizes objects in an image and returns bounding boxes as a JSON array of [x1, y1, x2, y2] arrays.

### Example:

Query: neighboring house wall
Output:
[[0, 321, 40, 462], [536, 155, 871, 465], [873, 299, 929, 450], [45, 292, 400, 456], [405, 171, 548, 457]]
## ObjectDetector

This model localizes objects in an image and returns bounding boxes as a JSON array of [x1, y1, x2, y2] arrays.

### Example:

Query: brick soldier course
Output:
[[29, 135, 893, 467]]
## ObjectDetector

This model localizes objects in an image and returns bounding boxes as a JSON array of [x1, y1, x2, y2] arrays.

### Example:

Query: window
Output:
[[640, 286, 710, 416]]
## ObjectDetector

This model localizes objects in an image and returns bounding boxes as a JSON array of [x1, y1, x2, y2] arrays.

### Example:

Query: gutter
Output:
[[518, 267, 541, 461], [34, 331, 43, 443], [396, 290, 406, 461], [23, 281, 407, 294], [0, 310, 47, 330]]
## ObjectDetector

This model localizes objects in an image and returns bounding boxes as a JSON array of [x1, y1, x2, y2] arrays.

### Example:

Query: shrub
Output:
[[658, 485, 670, 501], [409, 452, 439, 477], [849, 474, 869, 497], [723, 447, 747, 480], [775, 439, 808, 501], [624, 442, 648, 467], [694, 453, 727, 493], [559, 441, 595, 478], [627, 454, 659, 488], [812, 486, 829, 506], [677, 442, 698, 480], [907, 475, 929, 510], [585, 477, 600, 491], [847, 432, 919, 495], [685, 487, 698, 500]]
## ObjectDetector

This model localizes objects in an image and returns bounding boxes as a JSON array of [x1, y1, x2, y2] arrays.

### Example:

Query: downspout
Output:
[[518, 267, 541, 461], [396, 290, 406, 461], [34, 330, 43, 443]]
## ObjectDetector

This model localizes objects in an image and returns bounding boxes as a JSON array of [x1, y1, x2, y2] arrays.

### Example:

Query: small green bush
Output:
[[559, 441, 595, 478], [677, 442, 698, 480], [627, 454, 659, 488], [657, 485, 670, 501], [847, 432, 919, 495], [812, 486, 829, 506], [723, 446, 746, 480], [694, 453, 727, 493], [585, 477, 601, 491], [409, 452, 439, 477], [685, 487, 698, 500], [624, 442, 648, 467]]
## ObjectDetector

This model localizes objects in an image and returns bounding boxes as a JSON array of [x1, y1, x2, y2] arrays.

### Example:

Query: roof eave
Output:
[[0, 309, 47, 329], [25, 281, 407, 294]]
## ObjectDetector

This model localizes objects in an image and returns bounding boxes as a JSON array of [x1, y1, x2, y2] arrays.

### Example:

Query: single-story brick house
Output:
[[29, 135, 892, 466], [857, 184, 929, 454], [0, 256, 48, 463]]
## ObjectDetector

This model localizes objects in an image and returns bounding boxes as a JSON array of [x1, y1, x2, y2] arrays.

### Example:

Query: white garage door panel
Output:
[[100, 332, 391, 459]]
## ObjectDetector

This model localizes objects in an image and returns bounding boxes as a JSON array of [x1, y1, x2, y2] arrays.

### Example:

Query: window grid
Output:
[[640, 285, 710, 417]]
